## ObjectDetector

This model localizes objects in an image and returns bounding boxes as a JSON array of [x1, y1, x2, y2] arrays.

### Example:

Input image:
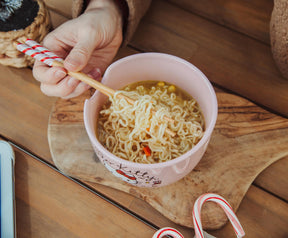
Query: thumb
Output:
[[64, 36, 97, 72]]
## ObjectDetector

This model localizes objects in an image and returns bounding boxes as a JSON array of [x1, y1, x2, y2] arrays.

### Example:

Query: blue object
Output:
[[0, 141, 16, 238]]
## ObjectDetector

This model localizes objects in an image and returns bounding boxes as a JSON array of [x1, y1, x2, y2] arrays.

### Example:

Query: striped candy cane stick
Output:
[[152, 227, 184, 238], [21, 37, 63, 62], [193, 193, 245, 238], [15, 43, 55, 66]]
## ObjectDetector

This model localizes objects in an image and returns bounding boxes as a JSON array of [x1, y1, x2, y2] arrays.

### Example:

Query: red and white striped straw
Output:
[[193, 193, 245, 238], [23, 38, 63, 62], [152, 227, 184, 238], [15, 42, 55, 66]]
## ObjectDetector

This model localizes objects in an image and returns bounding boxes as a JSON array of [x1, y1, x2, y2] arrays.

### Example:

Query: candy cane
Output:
[[193, 193, 245, 238], [152, 227, 184, 238], [23, 38, 63, 62]]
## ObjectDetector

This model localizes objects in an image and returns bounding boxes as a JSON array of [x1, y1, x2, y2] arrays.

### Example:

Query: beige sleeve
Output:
[[72, 0, 152, 45], [270, 0, 288, 80]]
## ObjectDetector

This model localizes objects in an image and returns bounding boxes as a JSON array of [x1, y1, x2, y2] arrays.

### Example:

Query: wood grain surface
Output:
[[1, 48, 286, 237], [14, 145, 156, 238], [48, 89, 288, 229], [130, 0, 288, 117], [45, 0, 273, 44], [1, 49, 287, 237], [1, 0, 288, 236], [168, 0, 273, 44]]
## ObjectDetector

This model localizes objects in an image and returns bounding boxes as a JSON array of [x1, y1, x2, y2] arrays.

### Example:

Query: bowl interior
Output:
[[84, 53, 218, 166]]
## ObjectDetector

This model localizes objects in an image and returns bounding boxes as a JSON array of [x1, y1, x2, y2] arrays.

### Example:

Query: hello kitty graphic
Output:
[[104, 161, 138, 185], [102, 159, 162, 187]]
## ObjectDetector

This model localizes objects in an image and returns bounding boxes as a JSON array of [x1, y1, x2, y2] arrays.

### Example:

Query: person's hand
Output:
[[32, 0, 123, 98]]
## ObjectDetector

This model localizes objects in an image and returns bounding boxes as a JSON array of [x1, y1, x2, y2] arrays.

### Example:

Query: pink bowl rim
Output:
[[84, 52, 218, 169]]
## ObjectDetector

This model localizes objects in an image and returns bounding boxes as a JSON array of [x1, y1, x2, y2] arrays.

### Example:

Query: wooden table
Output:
[[1, 0, 288, 237]]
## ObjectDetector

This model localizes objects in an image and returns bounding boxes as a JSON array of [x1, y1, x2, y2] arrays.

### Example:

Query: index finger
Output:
[[33, 60, 67, 84], [43, 32, 71, 59]]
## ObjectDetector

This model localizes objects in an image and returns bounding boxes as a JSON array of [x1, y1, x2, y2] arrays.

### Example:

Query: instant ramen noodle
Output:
[[97, 81, 204, 164]]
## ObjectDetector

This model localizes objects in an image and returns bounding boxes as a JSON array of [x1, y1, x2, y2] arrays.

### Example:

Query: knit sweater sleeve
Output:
[[270, 0, 288, 80], [71, 0, 152, 45]]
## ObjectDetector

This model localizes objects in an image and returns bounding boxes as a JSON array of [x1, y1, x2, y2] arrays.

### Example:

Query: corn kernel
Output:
[[168, 85, 176, 92], [157, 81, 165, 87]]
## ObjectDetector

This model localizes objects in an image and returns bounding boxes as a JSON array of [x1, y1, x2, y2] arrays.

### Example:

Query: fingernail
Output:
[[89, 68, 102, 79], [96, 68, 101, 74], [55, 70, 66, 79], [67, 77, 78, 87]]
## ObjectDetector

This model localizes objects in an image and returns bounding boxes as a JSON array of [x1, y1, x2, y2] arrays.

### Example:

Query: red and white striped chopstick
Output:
[[14, 39, 115, 95], [14, 42, 56, 66], [22, 37, 63, 62], [193, 193, 245, 238], [15, 37, 63, 65]]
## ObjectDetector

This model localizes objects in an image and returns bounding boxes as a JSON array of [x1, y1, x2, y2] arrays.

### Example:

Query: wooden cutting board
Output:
[[48, 89, 288, 229]]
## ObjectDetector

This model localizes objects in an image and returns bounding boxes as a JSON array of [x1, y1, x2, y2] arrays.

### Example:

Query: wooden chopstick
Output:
[[14, 39, 176, 136], [53, 62, 176, 136], [52, 61, 115, 98], [53, 61, 138, 106]]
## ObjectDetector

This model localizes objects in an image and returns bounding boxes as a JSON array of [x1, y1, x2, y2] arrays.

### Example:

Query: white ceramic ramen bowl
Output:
[[84, 53, 217, 187]]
